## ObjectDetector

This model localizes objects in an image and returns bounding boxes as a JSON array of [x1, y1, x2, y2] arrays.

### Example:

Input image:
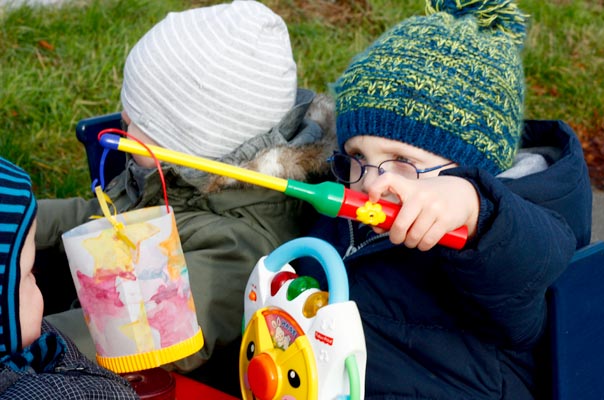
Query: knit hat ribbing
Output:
[[0, 157, 37, 357], [334, 0, 529, 175], [121, 0, 297, 159]]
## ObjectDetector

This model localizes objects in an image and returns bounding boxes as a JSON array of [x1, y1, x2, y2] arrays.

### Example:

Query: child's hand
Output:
[[366, 174, 479, 250]]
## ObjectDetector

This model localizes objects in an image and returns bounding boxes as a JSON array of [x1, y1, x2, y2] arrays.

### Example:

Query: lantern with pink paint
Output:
[[61, 188, 203, 373]]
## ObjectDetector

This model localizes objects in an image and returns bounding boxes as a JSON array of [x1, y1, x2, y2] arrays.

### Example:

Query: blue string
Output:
[[91, 147, 111, 193]]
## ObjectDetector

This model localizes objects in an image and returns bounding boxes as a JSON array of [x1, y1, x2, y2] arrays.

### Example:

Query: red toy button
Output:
[[270, 271, 298, 296]]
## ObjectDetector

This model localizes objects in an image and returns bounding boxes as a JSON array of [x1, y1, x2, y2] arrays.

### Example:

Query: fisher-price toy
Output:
[[98, 133, 468, 250], [240, 237, 366, 400]]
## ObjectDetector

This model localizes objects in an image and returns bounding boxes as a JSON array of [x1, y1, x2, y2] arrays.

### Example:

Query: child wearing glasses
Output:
[[298, 0, 592, 398], [0, 157, 138, 399]]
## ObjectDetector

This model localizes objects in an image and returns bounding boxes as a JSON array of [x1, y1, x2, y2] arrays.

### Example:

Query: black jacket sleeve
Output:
[[441, 168, 576, 348], [437, 120, 592, 348]]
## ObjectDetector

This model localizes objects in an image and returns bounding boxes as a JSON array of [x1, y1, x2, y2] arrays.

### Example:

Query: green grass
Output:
[[1, 0, 603, 199], [523, 1, 604, 127]]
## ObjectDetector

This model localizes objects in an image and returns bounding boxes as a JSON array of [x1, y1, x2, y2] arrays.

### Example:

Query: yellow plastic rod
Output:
[[109, 136, 289, 192]]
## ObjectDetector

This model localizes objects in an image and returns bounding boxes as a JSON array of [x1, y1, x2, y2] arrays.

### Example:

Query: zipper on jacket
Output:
[[54, 366, 86, 373], [55, 367, 86, 373], [343, 220, 389, 260]]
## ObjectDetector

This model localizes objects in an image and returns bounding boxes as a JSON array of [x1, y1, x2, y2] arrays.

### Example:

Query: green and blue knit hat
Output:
[[334, 0, 529, 175], [0, 157, 37, 357]]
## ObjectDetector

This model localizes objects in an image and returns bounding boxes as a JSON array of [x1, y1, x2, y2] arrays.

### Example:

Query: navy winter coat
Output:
[[299, 120, 592, 399]]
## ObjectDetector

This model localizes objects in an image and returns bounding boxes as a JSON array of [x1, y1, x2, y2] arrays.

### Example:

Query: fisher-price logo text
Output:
[[315, 331, 334, 346]]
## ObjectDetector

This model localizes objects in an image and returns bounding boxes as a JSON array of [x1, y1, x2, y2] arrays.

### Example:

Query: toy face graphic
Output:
[[240, 308, 318, 400]]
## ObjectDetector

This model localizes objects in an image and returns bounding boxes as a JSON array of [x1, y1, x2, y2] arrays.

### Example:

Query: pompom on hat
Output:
[[334, 0, 529, 175], [121, 0, 297, 159], [0, 157, 37, 357]]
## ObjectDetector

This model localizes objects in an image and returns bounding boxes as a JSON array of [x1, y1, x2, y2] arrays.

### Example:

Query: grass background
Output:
[[1, 0, 603, 200]]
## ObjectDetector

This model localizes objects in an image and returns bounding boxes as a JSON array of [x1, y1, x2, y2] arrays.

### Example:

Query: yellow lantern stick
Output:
[[99, 133, 467, 250]]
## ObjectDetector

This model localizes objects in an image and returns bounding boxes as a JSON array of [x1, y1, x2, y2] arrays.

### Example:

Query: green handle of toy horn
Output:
[[284, 180, 344, 217]]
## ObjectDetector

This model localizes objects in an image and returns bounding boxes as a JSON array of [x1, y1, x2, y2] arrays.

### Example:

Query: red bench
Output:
[[124, 368, 239, 399], [173, 372, 239, 400]]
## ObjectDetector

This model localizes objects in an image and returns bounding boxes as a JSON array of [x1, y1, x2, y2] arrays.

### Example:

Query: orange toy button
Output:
[[248, 353, 278, 400]]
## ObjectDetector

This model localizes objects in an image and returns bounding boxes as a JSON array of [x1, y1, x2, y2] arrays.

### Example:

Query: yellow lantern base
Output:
[[97, 327, 204, 373]]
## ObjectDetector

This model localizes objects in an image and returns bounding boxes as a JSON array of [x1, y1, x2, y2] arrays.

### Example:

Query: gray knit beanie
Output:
[[121, 0, 297, 159]]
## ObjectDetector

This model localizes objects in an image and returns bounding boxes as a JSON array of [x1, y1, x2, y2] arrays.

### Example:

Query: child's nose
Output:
[[361, 167, 386, 194]]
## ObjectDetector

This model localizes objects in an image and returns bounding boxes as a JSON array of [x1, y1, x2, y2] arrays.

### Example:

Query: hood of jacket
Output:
[[497, 120, 592, 247], [117, 89, 337, 209]]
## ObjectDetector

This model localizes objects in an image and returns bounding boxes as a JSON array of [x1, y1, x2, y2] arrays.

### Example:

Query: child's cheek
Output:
[[19, 277, 44, 348]]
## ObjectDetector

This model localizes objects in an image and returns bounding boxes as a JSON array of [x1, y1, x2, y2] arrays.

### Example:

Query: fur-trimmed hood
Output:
[[199, 89, 336, 193], [131, 89, 337, 197]]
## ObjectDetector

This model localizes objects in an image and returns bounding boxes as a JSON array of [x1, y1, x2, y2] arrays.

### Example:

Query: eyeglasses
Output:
[[327, 152, 455, 184]]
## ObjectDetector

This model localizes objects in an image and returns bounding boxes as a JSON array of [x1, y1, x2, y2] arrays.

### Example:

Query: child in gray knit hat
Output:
[[35, 1, 334, 394], [0, 157, 139, 399]]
